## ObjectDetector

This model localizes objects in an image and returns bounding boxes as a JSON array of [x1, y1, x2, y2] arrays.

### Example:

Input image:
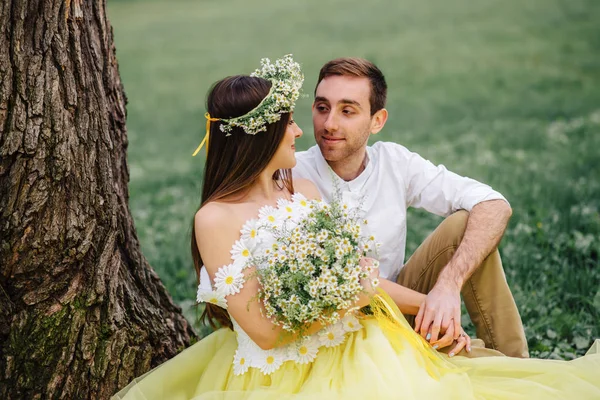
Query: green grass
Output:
[[108, 0, 600, 358]]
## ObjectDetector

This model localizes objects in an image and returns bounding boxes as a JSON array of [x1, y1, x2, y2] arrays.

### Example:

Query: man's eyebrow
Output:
[[314, 97, 362, 108], [339, 99, 362, 108]]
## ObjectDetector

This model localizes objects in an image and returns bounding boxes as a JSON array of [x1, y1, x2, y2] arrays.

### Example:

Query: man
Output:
[[293, 57, 529, 358]]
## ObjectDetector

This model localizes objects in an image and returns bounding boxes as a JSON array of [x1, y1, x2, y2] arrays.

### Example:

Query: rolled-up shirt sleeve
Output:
[[401, 148, 508, 217]]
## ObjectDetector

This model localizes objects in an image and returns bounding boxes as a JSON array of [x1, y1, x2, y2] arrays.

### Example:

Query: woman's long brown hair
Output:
[[191, 75, 294, 330]]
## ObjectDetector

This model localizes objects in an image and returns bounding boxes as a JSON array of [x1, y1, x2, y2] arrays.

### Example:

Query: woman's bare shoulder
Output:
[[195, 202, 236, 231], [293, 178, 321, 200], [194, 202, 246, 271]]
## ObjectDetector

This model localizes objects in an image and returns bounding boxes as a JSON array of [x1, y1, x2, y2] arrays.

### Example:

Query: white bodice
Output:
[[197, 194, 365, 375]]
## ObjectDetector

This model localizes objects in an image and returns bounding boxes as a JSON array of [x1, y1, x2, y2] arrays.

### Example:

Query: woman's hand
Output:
[[357, 257, 380, 307], [359, 257, 380, 286], [447, 328, 472, 357], [430, 323, 472, 356]]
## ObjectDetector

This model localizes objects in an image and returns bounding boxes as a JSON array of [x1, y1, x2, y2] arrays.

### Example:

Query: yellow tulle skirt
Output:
[[112, 294, 600, 400]]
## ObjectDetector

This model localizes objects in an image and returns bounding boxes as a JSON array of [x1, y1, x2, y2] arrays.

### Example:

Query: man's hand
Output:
[[414, 281, 461, 344], [427, 323, 472, 354], [415, 199, 511, 345]]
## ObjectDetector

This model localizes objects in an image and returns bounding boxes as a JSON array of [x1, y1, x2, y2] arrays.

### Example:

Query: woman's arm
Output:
[[195, 202, 375, 350], [378, 279, 426, 315], [219, 266, 374, 350]]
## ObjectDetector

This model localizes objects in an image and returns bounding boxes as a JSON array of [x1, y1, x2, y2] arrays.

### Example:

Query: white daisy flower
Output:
[[341, 314, 362, 333], [276, 197, 293, 209], [282, 208, 295, 221], [240, 219, 261, 249], [295, 197, 312, 218], [290, 337, 319, 364], [318, 323, 346, 348], [233, 349, 250, 375], [256, 230, 275, 253], [196, 286, 227, 309], [291, 192, 308, 206], [316, 201, 329, 212], [258, 349, 284, 375], [230, 240, 252, 268], [258, 205, 283, 227], [214, 264, 245, 296]]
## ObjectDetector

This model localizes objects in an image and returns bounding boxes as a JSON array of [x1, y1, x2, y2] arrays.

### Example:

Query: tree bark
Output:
[[0, 0, 196, 398]]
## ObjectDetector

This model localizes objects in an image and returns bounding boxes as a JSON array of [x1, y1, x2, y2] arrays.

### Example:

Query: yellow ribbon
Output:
[[192, 113, 220, 156]]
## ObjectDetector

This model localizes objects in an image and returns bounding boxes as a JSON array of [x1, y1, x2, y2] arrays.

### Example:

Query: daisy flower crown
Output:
[[192, 54, 304, 156]]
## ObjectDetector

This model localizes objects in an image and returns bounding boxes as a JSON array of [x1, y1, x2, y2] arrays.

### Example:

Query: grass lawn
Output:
[[107, 0, 600, 358]]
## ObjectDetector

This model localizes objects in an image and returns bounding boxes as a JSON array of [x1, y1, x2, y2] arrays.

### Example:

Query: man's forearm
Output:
[[379, 279, 426, 315], [437, 199, 512, 290]]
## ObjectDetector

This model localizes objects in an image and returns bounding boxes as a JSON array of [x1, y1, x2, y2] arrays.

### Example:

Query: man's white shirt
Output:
[[293, 142, 507, 282]]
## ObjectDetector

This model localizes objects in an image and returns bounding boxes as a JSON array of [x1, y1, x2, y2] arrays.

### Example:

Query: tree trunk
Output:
[[0, 0, 196, 398]]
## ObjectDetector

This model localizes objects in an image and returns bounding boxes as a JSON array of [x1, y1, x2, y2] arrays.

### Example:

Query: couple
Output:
[[113, 55, 599, 399]]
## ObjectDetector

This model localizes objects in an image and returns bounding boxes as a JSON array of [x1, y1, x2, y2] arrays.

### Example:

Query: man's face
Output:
[[312, 75, 374, 163]]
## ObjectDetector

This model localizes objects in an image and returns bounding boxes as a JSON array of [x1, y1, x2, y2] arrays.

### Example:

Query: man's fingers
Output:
[[414, 304, 425, 332], [453, 310, 461, 340], [440, 315, 452, 332], [429, 313, 443, 344], [419, 309, 434, 339], [433, 321, 454, 349]]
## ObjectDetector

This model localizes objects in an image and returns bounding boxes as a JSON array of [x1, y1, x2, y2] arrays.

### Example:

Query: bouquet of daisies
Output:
[[247, 193, 380, 336]]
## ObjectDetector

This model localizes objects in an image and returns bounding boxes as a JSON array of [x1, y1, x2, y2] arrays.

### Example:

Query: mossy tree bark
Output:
[[0, 0, 196, 398]]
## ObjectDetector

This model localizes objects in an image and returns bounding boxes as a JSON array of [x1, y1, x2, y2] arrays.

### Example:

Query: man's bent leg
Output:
[[461, 248, 529, 357], [397, 210, 529, 358]]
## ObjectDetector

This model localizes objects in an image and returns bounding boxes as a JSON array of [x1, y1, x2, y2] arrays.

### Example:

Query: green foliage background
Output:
[[107, 0, 600, 359]]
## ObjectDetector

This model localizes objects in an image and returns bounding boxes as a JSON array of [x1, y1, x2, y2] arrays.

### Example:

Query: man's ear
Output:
[[370, 108, 388, 135]]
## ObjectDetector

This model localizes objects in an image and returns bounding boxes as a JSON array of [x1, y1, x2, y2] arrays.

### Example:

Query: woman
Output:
[[113, 55, 600, 400]]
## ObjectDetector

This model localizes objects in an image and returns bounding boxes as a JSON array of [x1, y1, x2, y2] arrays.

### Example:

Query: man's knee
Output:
[[436, 210, 469, 247]]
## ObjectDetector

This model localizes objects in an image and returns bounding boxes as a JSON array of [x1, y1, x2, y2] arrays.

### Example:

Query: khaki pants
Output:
[[397, 210, 529, 358]]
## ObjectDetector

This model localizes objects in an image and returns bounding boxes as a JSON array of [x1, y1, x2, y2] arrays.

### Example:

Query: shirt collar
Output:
[[313, 146, 374, 192]]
